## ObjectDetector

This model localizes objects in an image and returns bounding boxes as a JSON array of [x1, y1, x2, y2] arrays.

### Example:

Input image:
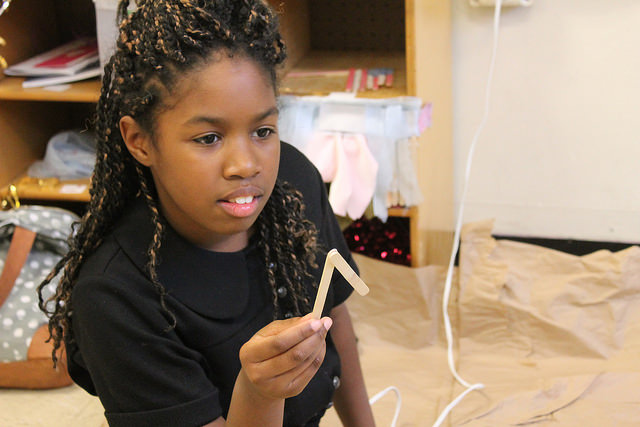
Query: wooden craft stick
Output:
[[311, 251, 335, 320], [328, 250, 369, 296], [311, 249, 370, 319]]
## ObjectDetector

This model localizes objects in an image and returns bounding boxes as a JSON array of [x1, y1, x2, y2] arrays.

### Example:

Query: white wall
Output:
[[452, 0, 640, 243]]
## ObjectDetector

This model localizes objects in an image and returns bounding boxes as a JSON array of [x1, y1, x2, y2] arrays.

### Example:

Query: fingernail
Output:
[[310, 320, 322, 331], [322, 317, 333, 330]]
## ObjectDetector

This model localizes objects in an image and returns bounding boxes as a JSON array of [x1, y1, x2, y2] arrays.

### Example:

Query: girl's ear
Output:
[[119, 115, 154, 166]]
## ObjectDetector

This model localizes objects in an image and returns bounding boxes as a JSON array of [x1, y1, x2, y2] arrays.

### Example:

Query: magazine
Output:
[[21, 63, 101, 88], [4, 37, 99, 77]]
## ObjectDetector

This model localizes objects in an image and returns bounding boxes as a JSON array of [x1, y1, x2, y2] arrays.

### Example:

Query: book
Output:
[[21, 62, 101, 88], [4, 37, 99, 77]]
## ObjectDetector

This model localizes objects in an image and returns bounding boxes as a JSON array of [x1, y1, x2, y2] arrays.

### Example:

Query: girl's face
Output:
[[128, 55, 280, 252]]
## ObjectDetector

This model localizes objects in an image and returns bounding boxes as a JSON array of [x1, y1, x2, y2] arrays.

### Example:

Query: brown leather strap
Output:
[[0, 225, 36, 309]]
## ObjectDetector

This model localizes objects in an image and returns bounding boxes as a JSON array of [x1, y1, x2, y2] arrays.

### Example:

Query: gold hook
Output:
[[1, 184, 20, 210], [8, 184, 20, 208]]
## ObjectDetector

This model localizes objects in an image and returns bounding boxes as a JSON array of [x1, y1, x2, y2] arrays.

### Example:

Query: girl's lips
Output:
[[221, 186, 263, 202], [218, 196, 261, 218]]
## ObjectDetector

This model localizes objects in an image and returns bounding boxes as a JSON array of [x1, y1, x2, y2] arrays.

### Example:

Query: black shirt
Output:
[[67, 142, 356, 427]]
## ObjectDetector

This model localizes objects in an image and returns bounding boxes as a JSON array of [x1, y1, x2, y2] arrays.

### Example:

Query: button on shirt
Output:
[[66, 142, 358, 427]]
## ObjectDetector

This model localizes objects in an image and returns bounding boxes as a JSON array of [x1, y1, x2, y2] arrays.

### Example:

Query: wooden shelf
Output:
[[0, 76, 101, 103], [280, 50, 407, 98], [0, 0, 445, 266]]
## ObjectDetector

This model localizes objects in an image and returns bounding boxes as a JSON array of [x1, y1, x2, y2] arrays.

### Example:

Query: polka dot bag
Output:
[[0, 205, 79, 388]]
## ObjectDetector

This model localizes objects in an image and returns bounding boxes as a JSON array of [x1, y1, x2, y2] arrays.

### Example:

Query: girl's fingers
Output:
[[245, 316, 332, 362], [277, 337, 326, 382], [239, 316, 332, 399], [252, 322, 329, 378], [273, 341, 328, 398]]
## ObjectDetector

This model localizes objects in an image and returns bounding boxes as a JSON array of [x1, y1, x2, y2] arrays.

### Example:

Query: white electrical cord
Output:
[[369, 386, 402, 427], [431, 1, 504, 426], [366, 3, 504, 426]]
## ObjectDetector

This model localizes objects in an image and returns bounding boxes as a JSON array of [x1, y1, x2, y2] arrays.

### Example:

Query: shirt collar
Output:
[[113, 198, 251, 319]]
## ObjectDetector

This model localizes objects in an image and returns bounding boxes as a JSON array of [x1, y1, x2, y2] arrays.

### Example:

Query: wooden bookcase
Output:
[[0, 0, 453, 267]]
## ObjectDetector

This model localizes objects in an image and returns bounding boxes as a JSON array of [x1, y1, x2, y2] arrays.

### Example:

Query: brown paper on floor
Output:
[[324, 219, 640, 426], [450, 220, 640, 426], [2, 219, 639, 426]]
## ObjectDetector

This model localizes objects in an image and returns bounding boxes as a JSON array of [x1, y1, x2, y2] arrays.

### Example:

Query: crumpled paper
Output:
[[323, 219, 640, 426]]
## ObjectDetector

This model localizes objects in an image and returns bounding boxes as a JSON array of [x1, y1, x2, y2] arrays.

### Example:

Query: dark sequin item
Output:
[[342, 215, 411, 266]]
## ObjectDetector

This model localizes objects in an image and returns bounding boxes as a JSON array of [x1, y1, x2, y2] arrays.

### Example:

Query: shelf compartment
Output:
[[274, 0, 408, 98], [280, 50, 407, 98]]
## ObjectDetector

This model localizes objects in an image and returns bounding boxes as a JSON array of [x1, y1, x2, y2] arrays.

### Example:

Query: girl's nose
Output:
[[222, 137, 260, 179]]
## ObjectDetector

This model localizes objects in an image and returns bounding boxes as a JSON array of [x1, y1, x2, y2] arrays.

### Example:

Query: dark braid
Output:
[[37, 0, 313, 366], [134, 163, 177, 330], [256, 180, 319, 319]]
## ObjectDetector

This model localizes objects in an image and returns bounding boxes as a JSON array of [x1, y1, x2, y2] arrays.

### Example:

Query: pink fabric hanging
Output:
[[305, 132, 378, 219]]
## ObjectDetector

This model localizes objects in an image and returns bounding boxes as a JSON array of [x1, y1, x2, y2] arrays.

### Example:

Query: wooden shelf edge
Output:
[[0, 179, 415, 217], [0, 76, 101, 103], [1, 176, 90, 204], [387, 205, 417, 218]]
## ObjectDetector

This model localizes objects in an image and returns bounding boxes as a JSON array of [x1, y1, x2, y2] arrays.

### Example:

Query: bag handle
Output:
[[0, 225, 36, 309]]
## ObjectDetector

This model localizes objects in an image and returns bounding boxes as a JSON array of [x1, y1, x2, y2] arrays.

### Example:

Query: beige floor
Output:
[[0, 384, 107, 426]]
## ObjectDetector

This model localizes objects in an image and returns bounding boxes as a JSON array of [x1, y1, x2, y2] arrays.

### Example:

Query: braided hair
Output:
[[38, 0, 319, 366]]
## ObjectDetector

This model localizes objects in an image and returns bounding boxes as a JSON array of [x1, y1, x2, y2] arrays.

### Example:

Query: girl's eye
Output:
[[253, 127, 276, 139], [193, 133, 221, 145]]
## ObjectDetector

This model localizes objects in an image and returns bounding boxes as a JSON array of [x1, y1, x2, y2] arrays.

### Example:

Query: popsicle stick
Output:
[[328, 250, 369, 296], [311, 251, 335, 319], [311, 249, 370, 319]]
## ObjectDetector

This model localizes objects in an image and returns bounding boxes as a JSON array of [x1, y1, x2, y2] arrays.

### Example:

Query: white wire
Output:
[[432, 383, 485, 427], [369, 386, 402, 427], [432, 1, 504, 426]]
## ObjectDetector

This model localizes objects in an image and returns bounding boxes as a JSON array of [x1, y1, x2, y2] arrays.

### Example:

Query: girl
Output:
[[38, 0, 375, 426]]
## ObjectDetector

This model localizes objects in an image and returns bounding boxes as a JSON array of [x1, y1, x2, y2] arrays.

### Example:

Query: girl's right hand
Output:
[[237, 314, 333, 401]]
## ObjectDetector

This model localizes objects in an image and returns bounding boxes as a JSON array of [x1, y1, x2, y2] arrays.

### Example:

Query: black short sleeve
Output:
[[70, 269, 222, 427]]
